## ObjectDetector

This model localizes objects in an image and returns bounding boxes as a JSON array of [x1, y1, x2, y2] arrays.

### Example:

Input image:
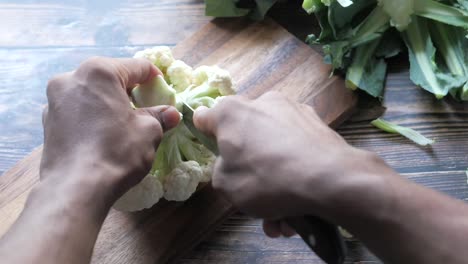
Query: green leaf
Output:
[[311, 6, 336, 43], [430, 22, 468, 76], [302, 0, 325, 14], [375, 29, 404, 58], [249, 0, 278, 20], [205, 0, 250, 17], [402, 17, 467, 99], [350, 7, 390, 47], [323, 6, 390, 69], [371, 118, 435, 146], [328, 0, 377, 39], [377, 0, 415, 31], [414, 0, 468, 29], [461, 83, 468, 100], [346, 38, 387, 97], [430, 21, 468, 100]]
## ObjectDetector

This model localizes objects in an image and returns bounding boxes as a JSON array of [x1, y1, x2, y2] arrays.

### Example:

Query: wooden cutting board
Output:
[[0, 18, 357, 263]]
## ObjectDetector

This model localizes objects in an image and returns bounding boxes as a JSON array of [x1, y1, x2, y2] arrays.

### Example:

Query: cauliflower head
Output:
[[133, 46, 175, 73], [167, 60, 193, 92], [192, 65, 235, 96], [114, 46, 235, 212]]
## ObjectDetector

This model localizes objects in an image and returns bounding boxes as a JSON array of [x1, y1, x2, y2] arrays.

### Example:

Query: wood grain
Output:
[[0, 0, 211, 47], [0, 18, 357, 264]]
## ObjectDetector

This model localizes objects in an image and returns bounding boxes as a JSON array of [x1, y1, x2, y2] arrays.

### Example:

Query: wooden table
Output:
[[0, 0, 467, 263]]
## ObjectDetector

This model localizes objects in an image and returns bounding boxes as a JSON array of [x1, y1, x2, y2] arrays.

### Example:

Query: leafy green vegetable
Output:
[[204, 0, 467, 147], [402, 17, 467, 99], [204, 0, 468, 101], [429, 21, 468, 100], [346, 38, 387, 97], [371, 119, 435, 146], [413, 0, 468, 29]]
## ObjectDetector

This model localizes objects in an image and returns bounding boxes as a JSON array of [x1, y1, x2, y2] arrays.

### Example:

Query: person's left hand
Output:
[[41, 57, 180, 204]]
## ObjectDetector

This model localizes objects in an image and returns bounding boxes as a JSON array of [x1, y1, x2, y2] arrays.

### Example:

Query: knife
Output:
[[182, 102, 347, 264]]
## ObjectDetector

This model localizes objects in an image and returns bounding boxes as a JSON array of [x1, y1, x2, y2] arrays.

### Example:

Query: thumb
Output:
[[193, 106, 218, 137], [138, 105, 181, 132]]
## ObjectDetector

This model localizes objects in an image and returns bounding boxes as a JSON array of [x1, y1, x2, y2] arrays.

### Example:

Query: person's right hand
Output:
[[194, 91, 400, 237]]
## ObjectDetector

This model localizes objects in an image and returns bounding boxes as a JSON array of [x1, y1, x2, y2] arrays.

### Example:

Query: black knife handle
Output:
[[285, 216, 346, 264]]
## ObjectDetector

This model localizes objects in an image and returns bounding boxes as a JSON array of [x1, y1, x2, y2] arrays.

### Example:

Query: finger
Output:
[[137, 105, 180, 132], [113, 58, 161, 91], [280, 221, 297, 238], [263, 220, 282, 238], [193, 106, 218, 136]]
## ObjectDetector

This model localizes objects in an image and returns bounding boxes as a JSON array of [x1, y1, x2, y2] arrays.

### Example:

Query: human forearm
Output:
[[344, 179, 468, 264], [0, 166, 117, 264], [193, 92, 468, 263], [0, 57, 180, 264], [308, 153, 468, 264]]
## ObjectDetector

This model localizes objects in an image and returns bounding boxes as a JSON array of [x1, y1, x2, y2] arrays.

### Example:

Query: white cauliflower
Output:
[[133, 46, 174, 73], [114, 46, 235, 212], [163, 161, 203, 201], [113, 175, 164, 212], [167, 60, 193, 92], [192, 65, 235, 96]]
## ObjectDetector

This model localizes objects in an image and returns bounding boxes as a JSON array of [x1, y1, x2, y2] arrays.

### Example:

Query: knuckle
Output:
[[215, 96, 246, 120], [81, 56, 108, 69], [77, 57, 116, 81], [46, 73, 69, 97]]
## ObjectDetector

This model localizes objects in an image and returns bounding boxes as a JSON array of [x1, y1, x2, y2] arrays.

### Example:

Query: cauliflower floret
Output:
[[192, 65, 235, 96], [113, 175, 164, 212], [167, 60, 193, 92], [200, 155, 216, 182], [192, 66, 211, 86], [133, 46, 175, 73], [163, 161, 203, 201]]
